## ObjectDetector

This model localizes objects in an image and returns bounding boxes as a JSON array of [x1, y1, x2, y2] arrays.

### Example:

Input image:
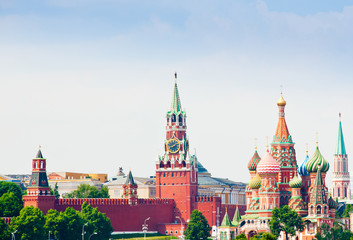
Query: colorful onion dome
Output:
[[277, 92, 286, 106], [248, 150, 261, 171], [257, 150, 280, 175], [328, 196, 337, 209], [298, 154, 310, 176], [249, 173, 262, 189], [289, 175, 302, 188], [306, 146, 330, 173]]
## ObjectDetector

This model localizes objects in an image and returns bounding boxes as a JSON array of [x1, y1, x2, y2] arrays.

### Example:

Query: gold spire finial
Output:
[[174, 72, 177, 83], [277, 87, 286, 106], [266, 136, 269, 150], [339, 112, 341, 121], [316, 132, 319, 147], [306, 143, 308, 155], [39, 145, 41, 150], [254, 138, 258, 151]]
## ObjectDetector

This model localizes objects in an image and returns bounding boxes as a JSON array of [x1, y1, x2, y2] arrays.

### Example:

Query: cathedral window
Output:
[[345, 188, 347, 198], [324, 206, 327, 214], [338, 188, 340, 197], [310, 206, 314, 215], [317, 206, 321, 215]]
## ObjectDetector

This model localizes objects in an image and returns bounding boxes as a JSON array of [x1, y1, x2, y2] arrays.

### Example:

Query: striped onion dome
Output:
[[249, 173, 262, 189], [257, 150, 280, 175], [298, 154, 310, 176], [306, 146, 329, 173], [289, 175, 302, 188], [328, 196, 337, 209], [248, 150, 261, 171]]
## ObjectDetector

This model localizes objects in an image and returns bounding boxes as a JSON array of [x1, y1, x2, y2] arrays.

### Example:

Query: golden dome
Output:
[[277, 92, 286, 106]]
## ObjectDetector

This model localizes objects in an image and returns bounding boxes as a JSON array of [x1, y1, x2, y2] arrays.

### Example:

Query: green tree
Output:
[[235, 233, 247, 240], [10, 206, 46, 240], [261, 232, 278, 240], [100, 186, 110, 198], [269, 205, 304, 240], [63, 184, 108, 198], [0, 181, 23, 217], [250, 234, 259, 240], [81, 201, 113, 240], [184, 210, 211, 240], [0, 192, 23, 217], [342, 204, 353, 218], [0, 218, 11, 240], [315, 223, 352, 240], [57, 207, 84, 240], [44, 209, 61, 239], [50, 183, 60, 199]]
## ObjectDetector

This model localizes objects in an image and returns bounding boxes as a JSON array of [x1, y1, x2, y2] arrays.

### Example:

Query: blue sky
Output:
[[1, 0, 353, 186]]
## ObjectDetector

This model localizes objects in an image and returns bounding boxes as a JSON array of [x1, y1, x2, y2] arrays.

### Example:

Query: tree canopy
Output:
[[0, 181, 23, 217], [81, 201, 113, 240], [184, 210, 211, 240], [10, 206, 46, 240], [0, 218, 11, 240], [50, 183, 60, 199], [269, 205, 304, 240], [315, 223, 353, 240], [62, 184, 109, 198], [235, 233, 247, 240]]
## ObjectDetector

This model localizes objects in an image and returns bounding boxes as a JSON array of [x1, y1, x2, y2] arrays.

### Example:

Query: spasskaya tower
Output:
[[155, 73, 198, 223]]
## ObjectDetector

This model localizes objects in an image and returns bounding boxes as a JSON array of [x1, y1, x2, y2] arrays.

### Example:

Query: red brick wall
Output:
[[55, 198, 174, 231]]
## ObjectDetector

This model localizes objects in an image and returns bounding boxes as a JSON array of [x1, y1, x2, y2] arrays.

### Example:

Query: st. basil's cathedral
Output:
[[218, 92, 351, 240], [22, 74, 351, 240]]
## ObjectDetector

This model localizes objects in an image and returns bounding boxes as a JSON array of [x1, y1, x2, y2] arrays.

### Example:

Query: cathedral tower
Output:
[[122, 170, 138, 205], [332, 113, 351, 200], [271, 92, 297, 206], [155, 73, 198, 223], [23, 147, 55, 214]]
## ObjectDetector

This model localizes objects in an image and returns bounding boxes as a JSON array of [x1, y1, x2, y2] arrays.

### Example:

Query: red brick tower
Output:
[[156, 73, 198, 223], [23, 147, 55, 214], [271, 92, 297, 206], [122, 170, 138, 205]]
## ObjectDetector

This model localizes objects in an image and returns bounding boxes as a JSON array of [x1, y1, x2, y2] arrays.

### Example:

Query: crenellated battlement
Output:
[[55, 198, 174, 206], [2, 217, 12, 224], [195, 196, 215, 202]]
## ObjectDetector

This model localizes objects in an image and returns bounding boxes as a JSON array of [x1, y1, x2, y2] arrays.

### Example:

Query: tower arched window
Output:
[[182, 160, 186, 168], [310, 206, 314, 215], [345, 188, 347, 198], [324, 206, 327, 214], [317, 206, 321, 215], [166, 161, 171, 168], [160, 162, 164, 168], [338, 187, 340, 197], [178, 114, 183, 125], [171, 114, 176, 123]]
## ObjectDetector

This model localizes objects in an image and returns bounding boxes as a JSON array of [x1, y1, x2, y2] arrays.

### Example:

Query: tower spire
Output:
[[336, 113, 346, 155], [273, 91, 291, 143], [170, 72, 182, 113]]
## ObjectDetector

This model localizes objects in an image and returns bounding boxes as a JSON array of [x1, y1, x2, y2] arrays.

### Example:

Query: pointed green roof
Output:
[[36, 148, 44, 159], [167, 73, 185, 117], [336, 114, 346, 155], [221, 210, 232, 227], [231, 206, 241, 226], [125, 170, 136, 185]]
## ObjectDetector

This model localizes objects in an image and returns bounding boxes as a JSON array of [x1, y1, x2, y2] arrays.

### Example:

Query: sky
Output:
[[1, 0, 353, 187]]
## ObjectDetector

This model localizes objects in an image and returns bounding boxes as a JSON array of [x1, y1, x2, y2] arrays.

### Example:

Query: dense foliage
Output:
[[269, 205, 304, 240], [315, 223, 353, 240], [261, 232, 278, 240], [235, 233, 247, 240], [62, 184, 110, 198], [6, 202, 112, 240], [184, 210, 211, 240], [10, 206, 46, 240], [0, 181, 23, 217]]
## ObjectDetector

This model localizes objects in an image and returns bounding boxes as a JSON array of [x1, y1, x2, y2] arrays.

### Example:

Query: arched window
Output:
[[310, 206, 314, 215], [324, 206, 327, 214], [345, 188, 347, 198], [182, 161, 186, 167], [171, 114, 176, 123], [317, 206, 321, 215], [338, 187, 341, 197], [178, 114, 183, 125], [166, 161, 171, 168], [160, 162, 164, 168]]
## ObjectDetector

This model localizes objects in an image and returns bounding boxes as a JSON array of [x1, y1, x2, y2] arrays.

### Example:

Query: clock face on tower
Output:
[[167, 138, 180, 153]]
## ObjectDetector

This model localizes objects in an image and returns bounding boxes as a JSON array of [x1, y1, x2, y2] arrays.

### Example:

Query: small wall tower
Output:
[[332, 113, 351, 200], [23, 147, 55, 214], [122, 170, 138, 205], [155, 73, 198, 223]]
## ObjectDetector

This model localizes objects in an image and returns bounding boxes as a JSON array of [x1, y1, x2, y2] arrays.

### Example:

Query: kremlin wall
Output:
[[22, 74, 351, 239]]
